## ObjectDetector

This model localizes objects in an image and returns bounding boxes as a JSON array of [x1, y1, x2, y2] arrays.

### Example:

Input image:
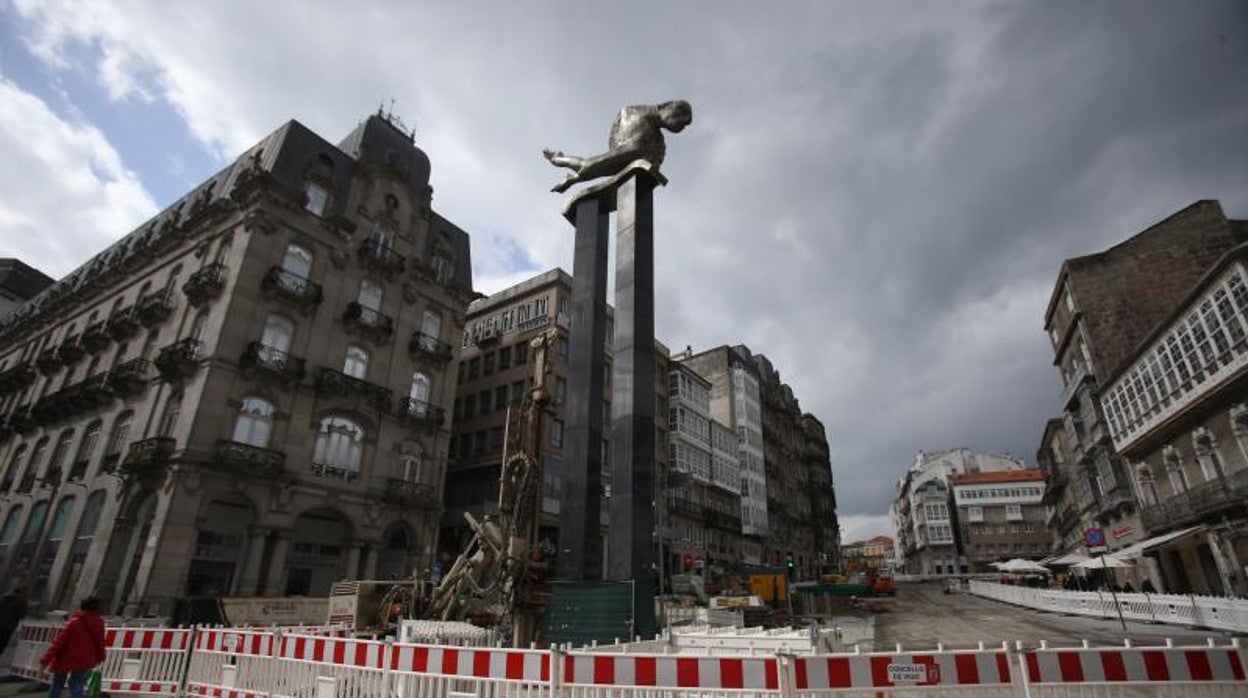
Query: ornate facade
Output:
[[0, 113, 474, 615]]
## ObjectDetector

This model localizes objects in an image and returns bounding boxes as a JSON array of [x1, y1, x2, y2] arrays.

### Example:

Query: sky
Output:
[[1, 1, 1246, 543]]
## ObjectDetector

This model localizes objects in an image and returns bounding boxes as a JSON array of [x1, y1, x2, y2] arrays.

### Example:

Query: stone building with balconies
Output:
[[0, 112, 474, 615], [950, 469, 1048, 572], [1099, 238, 1248, 596], [1039, 201, 1247, 560]]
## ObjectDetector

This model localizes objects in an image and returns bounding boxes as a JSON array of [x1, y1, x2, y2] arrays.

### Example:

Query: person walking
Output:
[[0, 586, 28, 653], [40, 597, 106, 698]]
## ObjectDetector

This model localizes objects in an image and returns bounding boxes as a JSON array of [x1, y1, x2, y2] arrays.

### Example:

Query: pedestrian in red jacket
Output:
[[40, 597, 106, 698]]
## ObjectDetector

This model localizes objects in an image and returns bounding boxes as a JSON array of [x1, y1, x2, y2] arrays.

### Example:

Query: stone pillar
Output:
[[345, 543, 363, 581], [363, 545, 379, 580], [607, 173, 658, 637], [557, 192, 610, 580], [236, 526, 270, 596], [263, 530, 292, 596]]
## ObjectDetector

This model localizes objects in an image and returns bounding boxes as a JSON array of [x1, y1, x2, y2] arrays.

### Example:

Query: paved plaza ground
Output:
[[873, 581, 1241, 650]]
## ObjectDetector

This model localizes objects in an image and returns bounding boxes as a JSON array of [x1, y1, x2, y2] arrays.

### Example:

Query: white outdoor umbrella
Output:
[[1045, 552, 1092, 567], [1074, 554, 1134, 569], [1000, 558, 1050, 573]]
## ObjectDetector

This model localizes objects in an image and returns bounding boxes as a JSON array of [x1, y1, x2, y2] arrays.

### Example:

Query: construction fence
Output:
[[4, 619, 1245, 696]]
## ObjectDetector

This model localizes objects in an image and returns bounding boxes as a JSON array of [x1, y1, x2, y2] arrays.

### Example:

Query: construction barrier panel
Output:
[[1023, 640, 1247, 697], [185, 627, 279, 698], [789, 646, 1015, 697], [7, 620, 59, 683], [99, 627, 193, 696], [562, 650, 781, 696], [390, 642, 552, 697]]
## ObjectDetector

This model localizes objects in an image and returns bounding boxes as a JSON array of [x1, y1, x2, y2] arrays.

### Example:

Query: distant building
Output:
[[891, 449, 1027, 575], [1038, 200, 1247, 562], [841, 535, 894, 574], [950, 469, 1048, 572], [0, 260, 54, 321], [1098, 233, 1248, 595], [0, 113, 474, 614]]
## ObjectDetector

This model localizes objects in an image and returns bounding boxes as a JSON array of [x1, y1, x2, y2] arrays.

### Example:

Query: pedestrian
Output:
[[40, 597, 106, 698], [1122, 581, 1134, 593], [0, 585, 28, 654], [1140, 578, 1157, 594]]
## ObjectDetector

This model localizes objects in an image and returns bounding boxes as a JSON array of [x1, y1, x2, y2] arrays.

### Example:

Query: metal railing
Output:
[[1141, 467, 1248, 530]]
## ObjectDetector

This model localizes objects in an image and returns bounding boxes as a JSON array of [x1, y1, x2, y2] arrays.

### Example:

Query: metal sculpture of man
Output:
[[542, 100, 693, 193]]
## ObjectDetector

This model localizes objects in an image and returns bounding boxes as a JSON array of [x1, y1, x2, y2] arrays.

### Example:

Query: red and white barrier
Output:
[[269, 634, 389, 698], [6, 621, 58, 683], [1024, 641, 1247, 695], [185, 627, 279, 698], [790, 647, 1013, 695], [98, 627, 193, 696], [389, 643, 553, 697], [562, 651, 779, 696]]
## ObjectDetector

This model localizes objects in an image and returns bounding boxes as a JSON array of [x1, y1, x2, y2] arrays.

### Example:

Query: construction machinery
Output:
[[424, 329, 557, 644]]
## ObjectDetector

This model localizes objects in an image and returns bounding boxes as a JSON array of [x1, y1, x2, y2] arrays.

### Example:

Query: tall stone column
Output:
[[363, 544, 379, 580], [607, 174, 658, 638], [557, 193, 610, 580], [236, 526, 270, 596], [263, 529, 292, 596], [345, 543, 363, 581]]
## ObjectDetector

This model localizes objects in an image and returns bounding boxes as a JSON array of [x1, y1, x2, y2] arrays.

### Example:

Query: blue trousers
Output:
[[47, 670, 88, 698]]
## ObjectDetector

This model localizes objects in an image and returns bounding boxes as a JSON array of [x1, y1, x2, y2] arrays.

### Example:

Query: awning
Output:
[[1110, 525, 1206, 560], [1045, 552, 1092, 567]]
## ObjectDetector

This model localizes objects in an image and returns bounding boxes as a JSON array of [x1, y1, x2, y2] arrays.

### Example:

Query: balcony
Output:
[[357, 237, 405, 275], [70, 373, 112, 408], [1061, 361, 1094, 410], [343, 302, 394, 341], [261, 266, 323, 312], [240, 342, 305, 386], [383, 478, 437, 508], [670, 497, 706, 520], [1140, 468, 1248, 532], [311, 462, 359, 481], [210, 440, 285, 478], [1092, 485, 1136, 520], [119, 437, 176, 479], [0, 362, 36, 395], [36, 347, 63, 375], [707, 508, 743, 531], [398, 398, 445, 427], [5, 404, 36, 434], [58, 336, 85, 365], [136, 288, 176, 326], [183, 262, 228, 306], [516, 314, 551, 334], [107, 358, 151, 397], [31, 390, 74, 425], [106, 306, 141, 340], [316, 368, 392, 411], [409, 332, 453, 363], [154, 338, 202, 381], [81, 321, 111, 353]]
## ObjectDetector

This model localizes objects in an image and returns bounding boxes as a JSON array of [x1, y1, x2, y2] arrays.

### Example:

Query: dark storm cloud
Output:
[[7, 1, 1247, 540]]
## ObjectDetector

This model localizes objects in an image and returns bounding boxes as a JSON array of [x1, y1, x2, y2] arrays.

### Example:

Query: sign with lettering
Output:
[[1112, 526, 1135, 539], [887, 662, 940, 685]]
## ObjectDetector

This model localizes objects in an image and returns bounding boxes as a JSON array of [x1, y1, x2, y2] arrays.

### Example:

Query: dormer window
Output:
[[304, 182, 329, 216]]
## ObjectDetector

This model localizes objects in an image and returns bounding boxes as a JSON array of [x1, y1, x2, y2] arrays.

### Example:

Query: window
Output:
[[232, 398, 275, 448], [2, 445, 26, 489], [463, 394, 476, 419], [358, 279, 383, 312], [489, 427, 504, 453], [409, 372, 431, 403], [483, 352, 495, 375], [967, 506, 983, 522], [104, 411, 134, 457], [262, 315, 294, 353], [304, 182, 329, 216], [498, 346, 512, 370], [555, 377, 567, 405], [0, 506, 23, 545], [312, 417, 365, 475], [478, 390, 491, 415], [158, 392, 182, 438], [71, 423, 100, 478], [282, 244, 313, 278], [495, 386, 509, 412], [550, 420, 564, 449], [467, 358, 480, 380], [343, 345, 369, 379], [555, 337, 568, 360], [1005, 503, 1023, 521], [419, 310, 442, 348], [47, 430, 75, 479], [514, 342, 528, 365]]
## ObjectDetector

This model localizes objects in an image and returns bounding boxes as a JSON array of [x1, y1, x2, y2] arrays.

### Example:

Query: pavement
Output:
[[873, 581, 1242, 650], [0, 678, 42, 697]]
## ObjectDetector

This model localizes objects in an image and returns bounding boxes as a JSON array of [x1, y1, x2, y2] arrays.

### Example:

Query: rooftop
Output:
[[949, 468, 1045, 485]]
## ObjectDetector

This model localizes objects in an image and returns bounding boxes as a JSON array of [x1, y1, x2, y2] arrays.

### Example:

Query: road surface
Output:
[[872, 581, 1238, 649]]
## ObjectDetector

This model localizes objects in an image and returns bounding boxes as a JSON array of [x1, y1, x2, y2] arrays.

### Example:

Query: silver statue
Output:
[[543, 100, 692, 193]]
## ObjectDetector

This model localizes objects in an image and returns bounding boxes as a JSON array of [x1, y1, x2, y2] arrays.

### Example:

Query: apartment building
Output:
[[1039, 201, 1247, 559], [950, 469, 1048, 572], [0, 260, 54, 321], [0, 112, 473, 614]]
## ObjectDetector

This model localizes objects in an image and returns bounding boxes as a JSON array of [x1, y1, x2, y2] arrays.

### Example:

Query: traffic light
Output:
[[785, 552, 795, 577]]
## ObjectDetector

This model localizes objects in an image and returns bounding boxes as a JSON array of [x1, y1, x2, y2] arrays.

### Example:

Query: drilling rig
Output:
[[424, 329, 556, 645]]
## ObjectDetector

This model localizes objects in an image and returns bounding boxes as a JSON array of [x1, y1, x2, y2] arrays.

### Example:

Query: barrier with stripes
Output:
[[98, 627, 193, 696], [1023, 640, 1247, 697], [185, 627, 279, 698], [790, 646, 1014, 696], [6, 621, 58, 683], [562, 652, 780, 695], [389, 643, 552, 697]]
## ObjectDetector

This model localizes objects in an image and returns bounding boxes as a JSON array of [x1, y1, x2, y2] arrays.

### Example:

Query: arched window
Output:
[[55, 491, 105, 609], [214, 236, 232, 264], [261, 315, 295, 353], [71, 422, 102, 479], [37, 496, 77, 591], [165, 265, 183, 291], [419, 310, 442, 348], [189, 309, 208, 341], [104, 411, 134, 462], [2, 445, 27, 490], [158, 392, 182, 438], [46, 430, 75, 482], [0, 505, 24, 545], [312, 416, 365, 477], [304, 181, 329, 216], [22, 438, 50, 489], [281, 244, 313, 279], [358, 280, 383, 311], [343, 345, 369, 379], [232, 398, 275, 448], [409, 372, 431, 402]]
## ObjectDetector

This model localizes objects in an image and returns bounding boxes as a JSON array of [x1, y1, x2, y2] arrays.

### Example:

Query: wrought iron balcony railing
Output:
[[240, 342, 306, 385], [119, 436, 176, 479], [383, 477, 437, 508], [409, 332, 453, 362], [1140, 467, 1248, 531], [36, 347, 63, 375], [136, 288, 176, 326], [107, 358, 151, 397], [106, 306, 141, 340], [261, 266, 323, 310], [183, 262, 228, 306], [316, 368, 392, 411], [81, 321, 111, 353], [357, 237, 405, 275], [0, 362, 36, 395], [311, 462, 358, 481], [5, 404, 36, 434], [57, 335, 85, 365], [211, 440, 286, 478], [154, 338, 202, 381], [343, 302, 394, 339], [399, 397, 445, 426]]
